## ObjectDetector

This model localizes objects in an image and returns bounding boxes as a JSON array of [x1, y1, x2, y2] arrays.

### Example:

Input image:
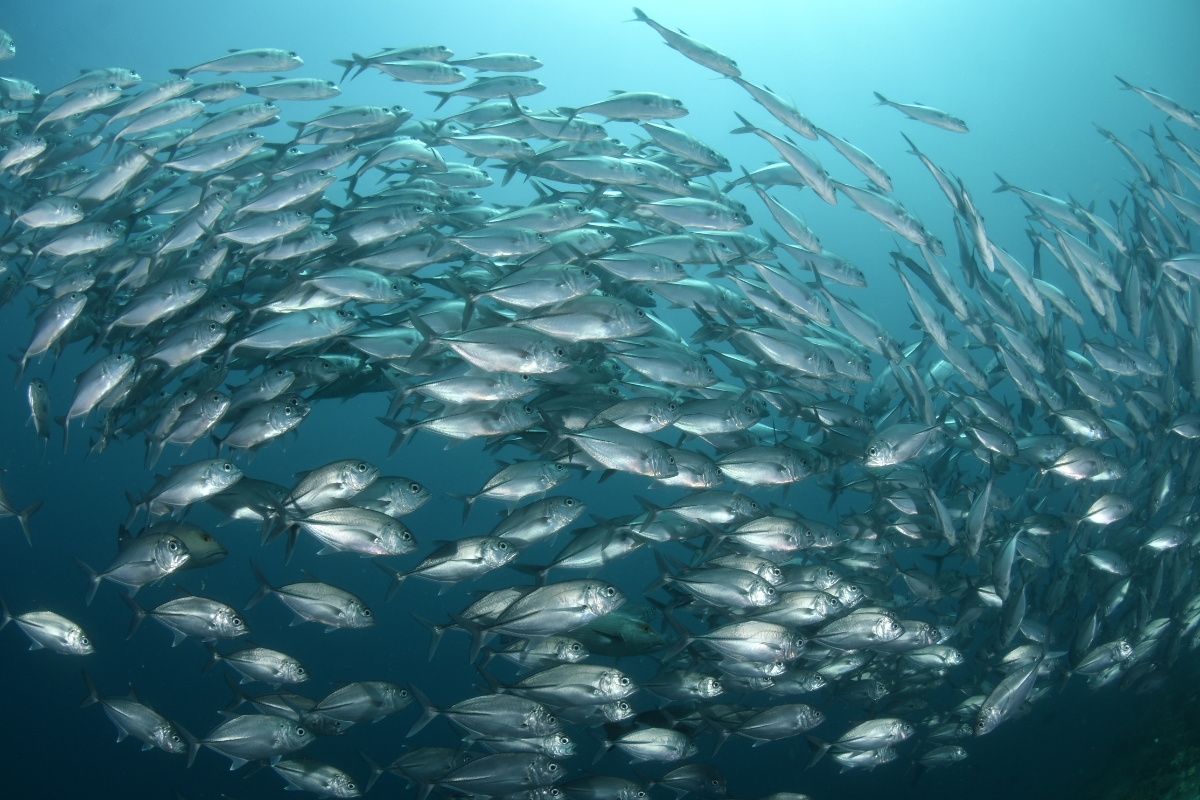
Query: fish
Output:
[[0, 596, 94, 654], [1, 6, 1199, 797], [873, 92, 969, 132]]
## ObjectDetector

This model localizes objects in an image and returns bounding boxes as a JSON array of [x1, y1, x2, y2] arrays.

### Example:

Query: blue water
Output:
[[1, 1, 1198, 798]]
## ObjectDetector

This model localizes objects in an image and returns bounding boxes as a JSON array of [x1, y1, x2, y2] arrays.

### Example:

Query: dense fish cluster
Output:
[[3, 7, 1200, 798]]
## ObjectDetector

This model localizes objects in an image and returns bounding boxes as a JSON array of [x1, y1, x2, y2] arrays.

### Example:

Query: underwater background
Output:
[[2, 1, 1200, 799]]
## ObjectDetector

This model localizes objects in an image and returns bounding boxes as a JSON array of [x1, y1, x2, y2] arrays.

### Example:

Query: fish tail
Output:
[[375, 416, 409, 459], [0, 593, 10, 630], [80, 669, 100, 707], [121, 592, 146, 639], [591, 739, 613, 766], [425, 91, 452, 111], [412, 613, 447, 661], [246, 559, 273, 609], [16, 500, 40, 546], [872, 91, 889, 106], [660, 608, 694, 662], [805, 734, 831, 767], [75, 558, 101, 606], [645, 550, 673, 594], [406, 684, 440, 737], [375, 561, 407, 601], [201, 642, 221, 675], [359, 749, 385, 792], [168, 68, 189, 78], [730, 111, 755, 134], [284, 525, 299, 565], [178, 722, 199, 767], [630, 7, 650, 22], [446, 492, 474, 523], [223, 671, 247, 712]]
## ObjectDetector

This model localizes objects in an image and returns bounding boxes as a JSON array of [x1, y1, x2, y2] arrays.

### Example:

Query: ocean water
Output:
[[1, 1, 1199, 799]]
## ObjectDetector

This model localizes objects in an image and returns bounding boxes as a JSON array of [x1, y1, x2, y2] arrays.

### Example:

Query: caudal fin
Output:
[[75, 558, 101, 606], [223, 672, 248, 712], [15, 500, 40, 546], [425, 91, 453, 111], [202, 642, 222, 675], [359, 749, 386, 792], [446, 492, 475, 523], [80, 669, 101, 707], [179, 722, 200, 767], [0, 594, 10, 631], [246, 559, 273, 608], [406, 684, 441, 738], [412, 613, 448, 661], [121, 593, 146, 639], [376, 561, 408, 602], [805, 734, 832, 767]]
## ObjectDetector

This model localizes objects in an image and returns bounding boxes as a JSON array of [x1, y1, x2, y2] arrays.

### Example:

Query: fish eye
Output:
[[172, 734, 181, 742], [202, 535, 212, 542], [233, 618, 243, 626], [523, 405, 533, 414], [296, 728, 305, 736], [223, 463, 232, 471], [402, 531, 412, 540], [169, 541, 178, 551], [548, 764, 558, 772], [362, 609, 371, 616], [410, 482, 421, 493], [284, 407, 294, 415], [547, 716, 556, 725], [297, 667, 305, 673], [564, 499, 574, 506], [571, 643, 580, 650], [81, 637, 89, 645], [635, 309, 645, 317], [604, 587, 615, 597], [667, 403, 676, 411], [554, 348, 565, 357]]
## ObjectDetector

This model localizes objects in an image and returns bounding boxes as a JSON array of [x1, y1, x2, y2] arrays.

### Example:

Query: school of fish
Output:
[[2, 6, 1200, 798]]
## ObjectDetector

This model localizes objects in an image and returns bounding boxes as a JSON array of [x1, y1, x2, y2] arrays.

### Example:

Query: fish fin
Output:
[[15, 500, 40, 545], [406, 684, 441, 737], [74, 558, 101, 606], [80, 669, 101, 707], [121, 593, 146, 639], [223, 672, 247, 712], [376, 561, 407, 601], [805, 734, 831, 767], [28, 640, 44, 650], [226, 756, 249, 771], [358, 749, 386, 792], [202, 642, 221, 674], [411, 613, 447, 661], [446, 491, 475, 523], [246, 558, 273, 608]]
